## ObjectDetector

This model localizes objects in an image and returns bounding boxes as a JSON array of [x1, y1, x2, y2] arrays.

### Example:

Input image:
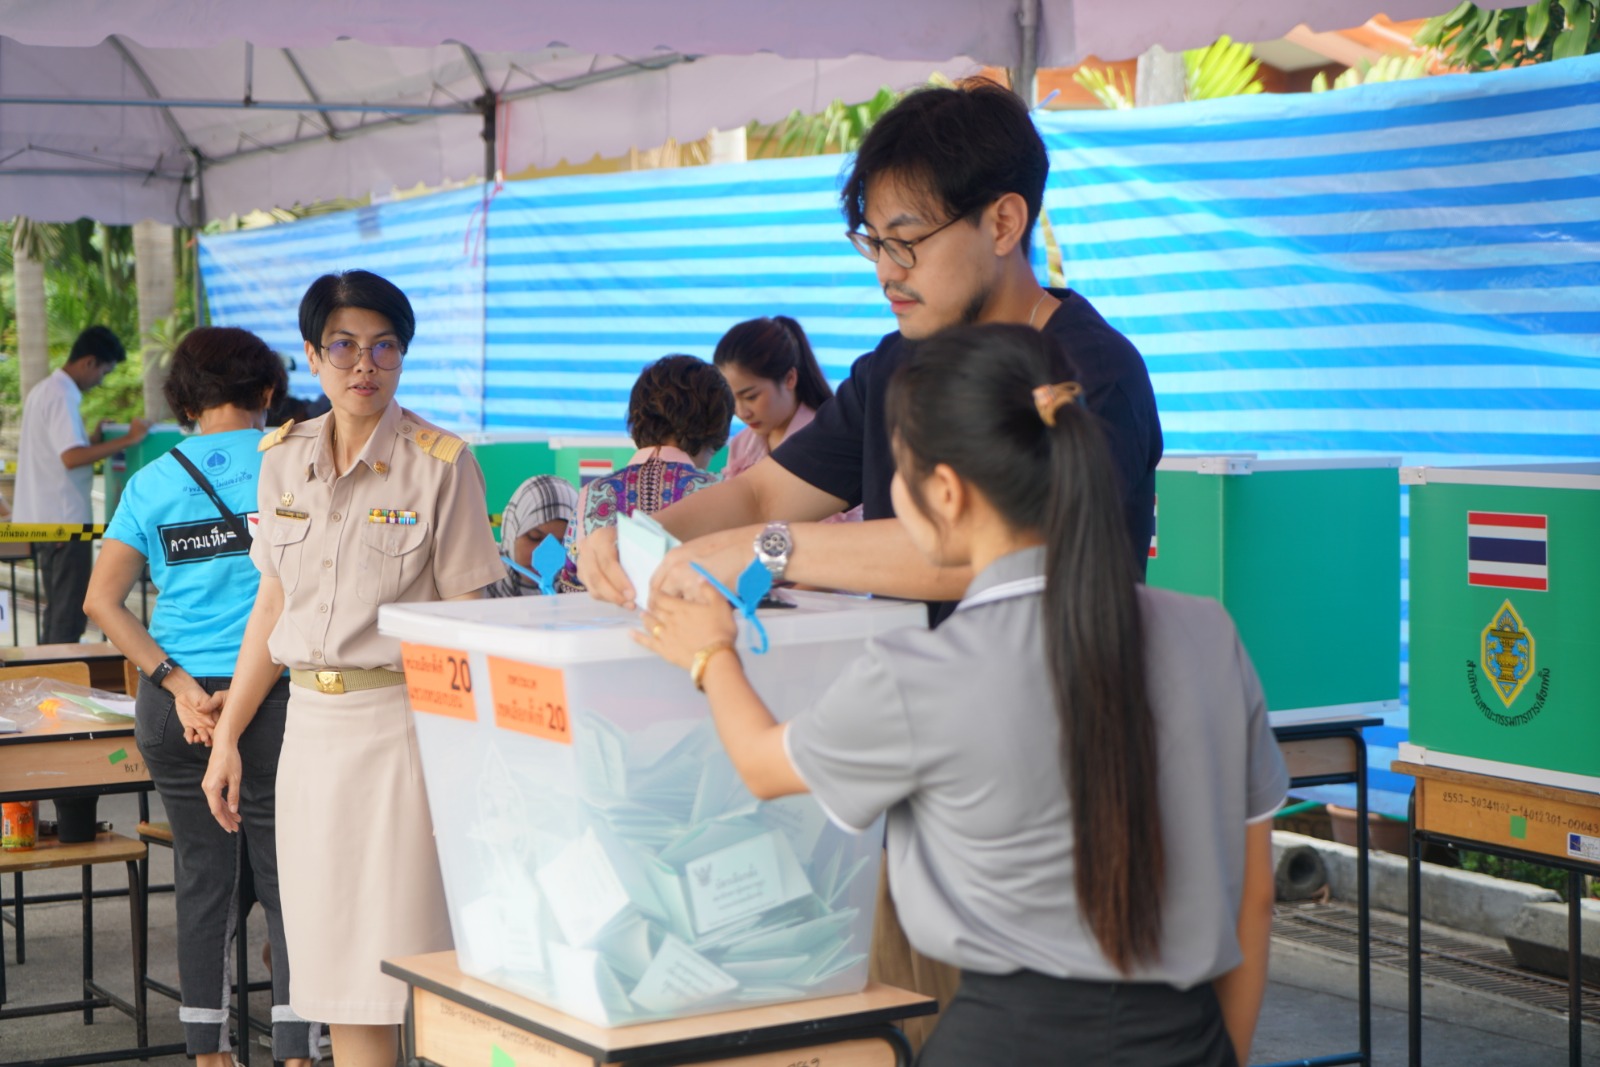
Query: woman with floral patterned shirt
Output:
[[560, 355, 734, 590]]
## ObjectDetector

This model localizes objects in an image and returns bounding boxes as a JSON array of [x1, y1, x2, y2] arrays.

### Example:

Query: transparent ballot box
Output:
[[378, 592, 926, 1025]]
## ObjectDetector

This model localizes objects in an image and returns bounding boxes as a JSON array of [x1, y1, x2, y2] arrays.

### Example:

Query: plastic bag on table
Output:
[[0, 677, 137, 732]]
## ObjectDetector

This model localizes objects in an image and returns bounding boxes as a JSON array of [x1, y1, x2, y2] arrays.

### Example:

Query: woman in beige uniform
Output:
[[202, 270, 503, 1067]]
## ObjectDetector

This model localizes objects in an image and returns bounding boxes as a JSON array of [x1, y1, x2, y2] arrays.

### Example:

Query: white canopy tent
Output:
[[0, 0, 1503, 224]]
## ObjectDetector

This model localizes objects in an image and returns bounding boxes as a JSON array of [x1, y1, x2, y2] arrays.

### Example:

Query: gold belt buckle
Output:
[[314, 670, 345, 695]]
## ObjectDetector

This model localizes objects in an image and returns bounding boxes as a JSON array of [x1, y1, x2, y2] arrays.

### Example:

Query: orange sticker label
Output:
[[401, 643, 477, 720], [487, 657, 571, 744]]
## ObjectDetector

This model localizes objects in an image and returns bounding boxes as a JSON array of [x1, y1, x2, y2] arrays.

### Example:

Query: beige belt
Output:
[[289, 667, 407, 695]]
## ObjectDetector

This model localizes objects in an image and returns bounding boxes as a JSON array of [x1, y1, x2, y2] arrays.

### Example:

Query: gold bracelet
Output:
[[690, 641, 738, 692]]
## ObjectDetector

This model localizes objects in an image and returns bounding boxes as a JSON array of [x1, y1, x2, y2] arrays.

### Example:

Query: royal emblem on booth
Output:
[[1480, 599, 1535, 708]]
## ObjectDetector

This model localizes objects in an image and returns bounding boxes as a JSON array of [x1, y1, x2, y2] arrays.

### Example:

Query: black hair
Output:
[[163, 327, 290, 431], [842, 79, 1047, 255], [298, 270, 416, 352], [885, 323, 1161, 974], [626, 355, 735, 459], [711, 317, 833, 410], [67, 325, 126, 366]]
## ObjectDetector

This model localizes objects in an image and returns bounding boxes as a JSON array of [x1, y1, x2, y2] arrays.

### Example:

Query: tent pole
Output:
[[480, 94, 498, 188], [1015, 0, 1041, 105]]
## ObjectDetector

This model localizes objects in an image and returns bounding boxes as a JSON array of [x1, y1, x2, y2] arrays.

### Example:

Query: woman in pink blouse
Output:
[[713, 316, 861, 522]]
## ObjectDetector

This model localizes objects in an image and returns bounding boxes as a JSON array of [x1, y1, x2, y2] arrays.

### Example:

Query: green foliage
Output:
[[1415, 0, 1600, 69], [1311, 53, 1435, 92], [1074, 66, 1135, 110], [1184, 37, 1265, 102], [1457, 850, 1600, 900], [1, 218, 151, 429], [1075, 36, 1263, 110], [753, 87, 903, 157]]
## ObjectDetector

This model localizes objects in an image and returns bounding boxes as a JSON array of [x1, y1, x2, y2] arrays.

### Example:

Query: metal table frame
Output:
[[0, 725, 185, 1067], [1400, 763, 1597, 1067], [1261, 715, 1381, 1067]]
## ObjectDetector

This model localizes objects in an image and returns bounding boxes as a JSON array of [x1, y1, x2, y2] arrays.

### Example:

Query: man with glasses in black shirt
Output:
[[578, 78, 1161, 626]]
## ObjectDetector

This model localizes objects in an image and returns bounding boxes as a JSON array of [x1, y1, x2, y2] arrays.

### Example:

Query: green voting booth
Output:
[[465, 433, 556, 522], [1146, 455, 1402, 721], [103, 422, 186, 519], [1403, 463, 1600, 788]]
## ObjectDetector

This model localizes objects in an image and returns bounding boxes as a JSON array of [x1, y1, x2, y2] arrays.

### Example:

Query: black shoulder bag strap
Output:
[[168, 448, 251, 544]]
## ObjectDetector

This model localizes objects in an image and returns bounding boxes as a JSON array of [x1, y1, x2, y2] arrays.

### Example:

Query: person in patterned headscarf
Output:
[[486, 474, 578, 597]]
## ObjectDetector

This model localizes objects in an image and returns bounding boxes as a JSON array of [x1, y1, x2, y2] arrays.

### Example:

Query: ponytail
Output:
[[713, 316, 834, 410], [885, 323, 1163, 974], [1041, 394, 1163, 974]]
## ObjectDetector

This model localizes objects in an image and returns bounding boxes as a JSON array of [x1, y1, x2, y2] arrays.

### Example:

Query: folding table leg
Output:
[[0, 883, 7, 1006], [12, 871, 23, 963], [128, 858, 148, 1049], [81, 864, 95, 1025]]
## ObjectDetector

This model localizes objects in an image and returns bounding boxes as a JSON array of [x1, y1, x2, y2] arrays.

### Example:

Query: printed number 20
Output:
[[447, 655, 472, 693]]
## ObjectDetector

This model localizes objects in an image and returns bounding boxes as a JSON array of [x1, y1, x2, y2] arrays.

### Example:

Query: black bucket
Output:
[[53, 796, 100, 844]]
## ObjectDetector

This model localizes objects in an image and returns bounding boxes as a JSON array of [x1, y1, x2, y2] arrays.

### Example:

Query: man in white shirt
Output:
[[14, 326, 150, 643]]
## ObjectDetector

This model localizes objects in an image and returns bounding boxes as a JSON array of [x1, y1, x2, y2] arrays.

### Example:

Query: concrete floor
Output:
[[3, 792, 1596, 1066]]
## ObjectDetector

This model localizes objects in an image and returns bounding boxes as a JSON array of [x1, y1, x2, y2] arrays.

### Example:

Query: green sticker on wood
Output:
[[491, 1046, 515, 1067], [108, 748, 128, 765], [1510, 815, 1528, 839]]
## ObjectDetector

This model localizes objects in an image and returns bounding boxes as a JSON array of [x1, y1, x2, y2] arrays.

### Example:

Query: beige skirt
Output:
[[276, 684, 452, 1025]]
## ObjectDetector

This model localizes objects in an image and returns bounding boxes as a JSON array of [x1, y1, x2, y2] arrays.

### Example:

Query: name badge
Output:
[[275, 508, 310, 521]]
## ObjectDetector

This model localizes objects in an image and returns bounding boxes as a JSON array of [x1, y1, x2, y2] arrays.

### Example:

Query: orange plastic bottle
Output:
[[2, 800, 38, 851]]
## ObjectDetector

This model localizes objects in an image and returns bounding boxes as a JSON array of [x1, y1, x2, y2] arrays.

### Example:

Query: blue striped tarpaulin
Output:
[[481, 158, 890, 433]]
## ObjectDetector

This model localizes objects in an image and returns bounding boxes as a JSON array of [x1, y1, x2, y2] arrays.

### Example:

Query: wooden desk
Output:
[[0, 720, 180, 1067], [0, 644, 130, 694], [0, 716, 146, 804], [383, 952, 936, 1067], [1267, 713, 1384, 1067], [1394, 761, 1597, 1067]]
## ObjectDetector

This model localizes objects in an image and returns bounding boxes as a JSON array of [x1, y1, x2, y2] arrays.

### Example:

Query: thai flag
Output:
[[578, 459, 613, 486], [1467, 512, 1548, 592]]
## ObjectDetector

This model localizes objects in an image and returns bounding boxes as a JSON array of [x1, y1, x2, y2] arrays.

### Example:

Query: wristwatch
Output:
[[754, 522, 794, 581], [147, 658, 178, 689]]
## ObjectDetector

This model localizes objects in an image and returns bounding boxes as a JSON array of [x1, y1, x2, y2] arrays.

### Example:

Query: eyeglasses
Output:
[[319, 339, 404, 371], [846, 212, 971, 270]]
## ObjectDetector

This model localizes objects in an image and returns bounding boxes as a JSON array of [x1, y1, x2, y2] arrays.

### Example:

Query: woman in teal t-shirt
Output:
[[84, 328, 314, 1067]]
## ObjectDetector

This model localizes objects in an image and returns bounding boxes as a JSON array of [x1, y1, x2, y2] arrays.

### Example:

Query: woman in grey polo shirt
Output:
[[638, 324, 1287, 1066]]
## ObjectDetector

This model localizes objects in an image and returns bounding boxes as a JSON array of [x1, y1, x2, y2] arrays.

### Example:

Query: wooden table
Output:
[[1266, 712, 1384, 1067], [383, 951, 937, 1067], [1394, 761, 1598, 1067], [0, 714, 180, 1067], [0, 716, 147, 804], [0, 645, 130, 694]]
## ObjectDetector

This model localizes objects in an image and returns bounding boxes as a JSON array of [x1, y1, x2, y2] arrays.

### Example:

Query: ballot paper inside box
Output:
[[379, 591, 926, 1026]]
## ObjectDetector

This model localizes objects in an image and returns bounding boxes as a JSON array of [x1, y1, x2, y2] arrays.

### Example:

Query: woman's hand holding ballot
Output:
[[581, 521, 767, 609]]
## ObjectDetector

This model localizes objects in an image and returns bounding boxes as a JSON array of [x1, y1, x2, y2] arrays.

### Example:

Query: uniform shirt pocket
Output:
[[270, 520, 313, 595], [357, 520, 431, 605]]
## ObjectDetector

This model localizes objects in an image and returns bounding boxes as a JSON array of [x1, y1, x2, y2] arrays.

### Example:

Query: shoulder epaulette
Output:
[[258, 420, 295, 452], [410, 427, 465, 465]]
